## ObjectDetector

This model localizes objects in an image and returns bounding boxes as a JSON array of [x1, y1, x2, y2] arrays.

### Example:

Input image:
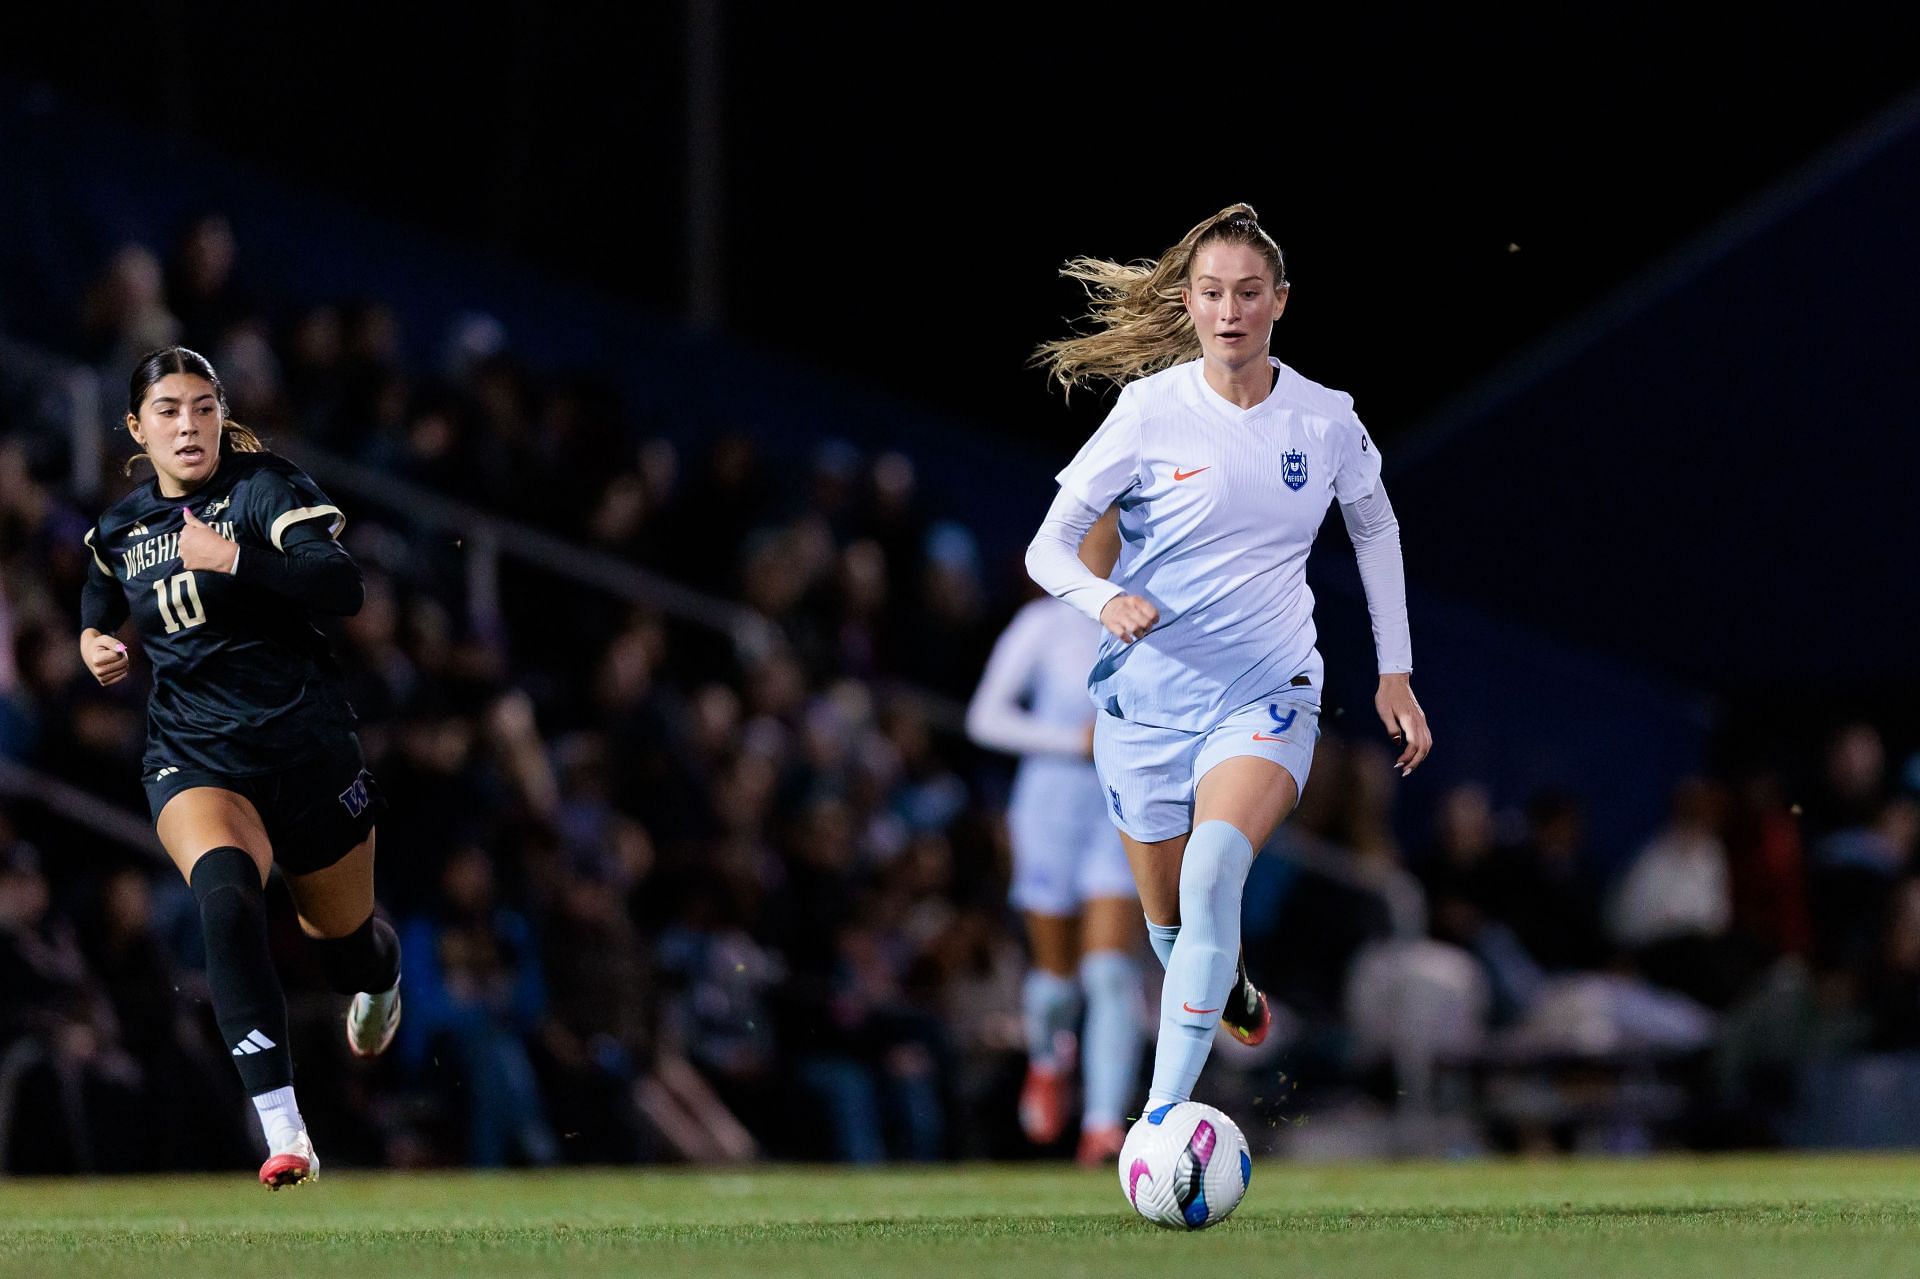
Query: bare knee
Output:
[[297, 910, 371, 941]]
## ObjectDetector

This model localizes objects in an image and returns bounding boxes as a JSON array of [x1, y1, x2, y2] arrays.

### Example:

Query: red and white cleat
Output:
[[1019, 1064, 1068, 1146], [1220, 972, 1272, 1047], [346, 980, 401, 1059], [259, 1130, 319, 1190], [1075, 1123, 1125, 1168]]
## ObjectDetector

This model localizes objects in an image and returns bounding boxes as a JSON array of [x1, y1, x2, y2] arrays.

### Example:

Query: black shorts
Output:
[[143, 733, 386, 876]]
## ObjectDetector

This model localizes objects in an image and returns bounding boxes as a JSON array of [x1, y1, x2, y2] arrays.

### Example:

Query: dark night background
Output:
[[10, 3, 1918, 448]]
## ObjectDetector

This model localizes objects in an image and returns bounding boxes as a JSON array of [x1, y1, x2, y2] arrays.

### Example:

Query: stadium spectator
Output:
[[75, 245, 178, 374], [537, 851, 658, 1163], [165, 214, 255, 355], [0, 836, 141, 1172], [398, 844, 557, 1167], [1609, 781, 1732, 949], [1610, 779, 1768, 1010], [1483, 789, 1609, 973], [1724, 770, 1813, 958]]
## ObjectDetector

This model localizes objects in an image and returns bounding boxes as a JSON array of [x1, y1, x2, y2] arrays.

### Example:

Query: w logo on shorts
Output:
[[338, 769, 374, 818]]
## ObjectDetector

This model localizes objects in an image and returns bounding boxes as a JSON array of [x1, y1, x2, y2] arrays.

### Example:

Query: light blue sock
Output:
[[1145, 919, 1180, 971], [1022, 968, 1080, 1070], [1147, 820, 1254, 1105], [1078, 949, 1144, 1128]]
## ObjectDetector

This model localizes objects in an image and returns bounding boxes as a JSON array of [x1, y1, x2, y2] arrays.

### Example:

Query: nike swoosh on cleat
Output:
[[1172, 466, 1211, 481], [1182, 1002, 1220, 1015]]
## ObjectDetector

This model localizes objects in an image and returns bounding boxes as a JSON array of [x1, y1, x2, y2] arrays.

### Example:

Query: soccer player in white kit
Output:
[[968, 510, 1144, 1165], [1025, 203, 1432, 1119]]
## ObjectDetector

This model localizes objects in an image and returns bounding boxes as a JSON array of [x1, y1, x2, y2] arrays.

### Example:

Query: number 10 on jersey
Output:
[[153, 571, 207, 633]]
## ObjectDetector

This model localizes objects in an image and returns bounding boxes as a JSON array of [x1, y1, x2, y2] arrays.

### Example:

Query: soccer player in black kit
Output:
[[78, 347, 401, 1188]]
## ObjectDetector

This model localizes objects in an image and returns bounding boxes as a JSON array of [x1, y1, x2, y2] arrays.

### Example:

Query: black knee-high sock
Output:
[[191, 847, 293, 1096], [309, 912, 401, 996]]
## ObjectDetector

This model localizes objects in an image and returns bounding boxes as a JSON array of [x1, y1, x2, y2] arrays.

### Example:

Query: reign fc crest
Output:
[[1281, 449, 1309, 491]]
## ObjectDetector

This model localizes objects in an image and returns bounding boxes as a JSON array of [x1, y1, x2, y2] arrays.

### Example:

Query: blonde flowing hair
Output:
[[1033, 202, 1288, 396], [122, 345, 265, 476]]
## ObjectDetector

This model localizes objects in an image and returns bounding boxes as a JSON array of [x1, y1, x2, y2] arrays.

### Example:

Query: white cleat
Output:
[[346, 980, 401, 1058], [259, 1129, 319, 1189]]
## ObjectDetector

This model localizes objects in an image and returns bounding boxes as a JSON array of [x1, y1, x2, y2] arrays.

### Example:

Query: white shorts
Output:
[[1006, 758, 1137, 916], [1092, 658, 1323, 843]]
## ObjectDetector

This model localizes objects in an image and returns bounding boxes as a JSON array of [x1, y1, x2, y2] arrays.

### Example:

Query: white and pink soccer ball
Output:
[[1118, 1101, 1252, 1229]]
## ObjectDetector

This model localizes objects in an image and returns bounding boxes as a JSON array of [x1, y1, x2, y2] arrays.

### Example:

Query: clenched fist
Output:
[[81, 630, 131, 687], [1099, 593, 1159, 644], [178, 505, 238, 573]]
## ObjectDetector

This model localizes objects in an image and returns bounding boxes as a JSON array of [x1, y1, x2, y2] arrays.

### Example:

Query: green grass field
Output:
[[3, 1155, 1919, 1278]]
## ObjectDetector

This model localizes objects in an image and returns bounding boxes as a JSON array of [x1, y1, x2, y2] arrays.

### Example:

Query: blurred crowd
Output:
[[4, 217, 1920, 1171]]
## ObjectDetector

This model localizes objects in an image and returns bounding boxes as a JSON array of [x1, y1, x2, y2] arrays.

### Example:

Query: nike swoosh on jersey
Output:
[[1172, 466, 1211, 481], [1251, 732, 1290, 743], [1182, 1002, 1220, 1015]]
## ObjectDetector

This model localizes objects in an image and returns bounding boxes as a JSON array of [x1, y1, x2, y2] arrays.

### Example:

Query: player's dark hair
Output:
[[124, 345, 264, 476]]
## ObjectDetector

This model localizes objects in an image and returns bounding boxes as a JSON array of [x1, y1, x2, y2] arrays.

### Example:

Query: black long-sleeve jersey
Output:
[[81, 451, 364, 779]]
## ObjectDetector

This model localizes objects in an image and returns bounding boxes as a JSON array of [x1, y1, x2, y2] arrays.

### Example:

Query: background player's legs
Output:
[[1148, 757, 1298, 1106], [285, 830, 402, 1056], [1018, 911, 1081, 1144], [155, 788, 309, 1174], [1076, 894, 1144, 1155]]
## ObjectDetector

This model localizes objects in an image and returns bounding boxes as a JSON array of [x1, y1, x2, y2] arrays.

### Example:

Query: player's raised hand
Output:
[[1375, 673, 1432, 777], [81, 630, 131, 687], [1099, 594, 1159, 644], [177, 505, 238, 573]]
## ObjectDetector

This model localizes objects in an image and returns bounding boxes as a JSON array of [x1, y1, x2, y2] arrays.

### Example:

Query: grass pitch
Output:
[[3, 1154, 1918, 1278]]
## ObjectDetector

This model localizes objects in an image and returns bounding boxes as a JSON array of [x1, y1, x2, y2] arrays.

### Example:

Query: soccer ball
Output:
[[1117, 1101, 1251, 1229]]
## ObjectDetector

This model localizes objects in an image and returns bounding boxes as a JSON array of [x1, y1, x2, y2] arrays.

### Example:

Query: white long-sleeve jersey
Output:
[[1025, 356, 1411, 732], [966, 595, 1102, 759]]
